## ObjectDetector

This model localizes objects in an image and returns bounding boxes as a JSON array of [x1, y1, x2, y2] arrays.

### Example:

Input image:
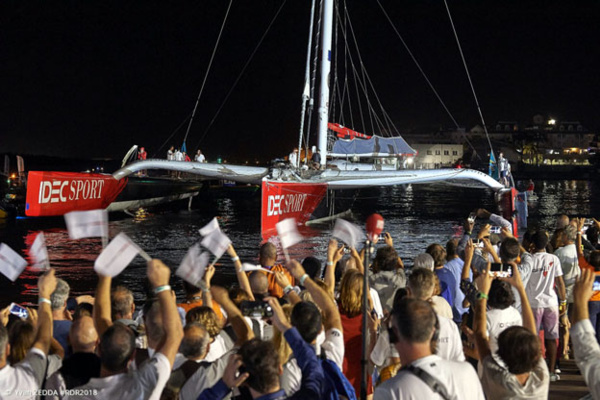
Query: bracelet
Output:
[[299, 274, 309, 286], [560, 300, 567, 304], [326, 261, 334, 266], [231, 256, 240, 262], [198, 281, 210, 293], [39, 297, 51, 305], [477, 292, 488, 300], [283, 285, 293, 295], [154, 285, 171, 295]]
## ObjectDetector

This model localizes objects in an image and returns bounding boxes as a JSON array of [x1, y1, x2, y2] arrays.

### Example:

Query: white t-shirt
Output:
[[437, 316, 465, 362], [178, 349, 233, 400], [554, 244, 580, 302], [480, 355, 549, 400], [0, 348, 47, 400], [371, 328, 399, 368], [66, 352, 171, 400], [281, 327, 344, 396], [486, 306, 522, 356], [525, 252, 563, 308], [512, 253, 534, 312], [370, 288, 384, 319], [374, 354, 485, 400], [431, 296, 453, 320]]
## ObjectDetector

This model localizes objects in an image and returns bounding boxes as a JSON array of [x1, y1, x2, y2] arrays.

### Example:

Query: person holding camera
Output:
[[475, 262, 549, 399], [197, 296, 325, 399], [571, 269, 600, 398]]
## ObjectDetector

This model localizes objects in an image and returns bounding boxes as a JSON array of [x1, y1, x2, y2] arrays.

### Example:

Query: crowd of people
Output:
[[1, 209, 600, 399]]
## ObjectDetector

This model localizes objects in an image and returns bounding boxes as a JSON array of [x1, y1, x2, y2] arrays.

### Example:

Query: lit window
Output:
[[435, 150, 440, 155]]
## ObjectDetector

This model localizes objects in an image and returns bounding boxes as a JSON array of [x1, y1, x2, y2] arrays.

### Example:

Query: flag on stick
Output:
[[29, 232, 50, 270], [276, 218, 303, 249], [201, 230, 231, 259], [94, 233, 143, 277], [176, 243, 210, 286], [0, 243, 27, 281], [65, 209, 108, 240], [199, 218, 220, 237], [332, 218, 365, 249]]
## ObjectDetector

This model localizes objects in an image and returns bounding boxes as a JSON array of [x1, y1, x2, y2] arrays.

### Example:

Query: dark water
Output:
[[1, 179, 598, 306]]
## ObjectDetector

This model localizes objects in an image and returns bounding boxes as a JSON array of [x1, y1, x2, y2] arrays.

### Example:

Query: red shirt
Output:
[[340, 309, 373, 395]]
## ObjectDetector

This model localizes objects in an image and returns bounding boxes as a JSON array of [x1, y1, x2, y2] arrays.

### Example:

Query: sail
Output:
[[329, 135, 417, 158]]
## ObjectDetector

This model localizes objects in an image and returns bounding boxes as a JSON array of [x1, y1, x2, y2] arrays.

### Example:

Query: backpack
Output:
[[320, 351, 357, 400]]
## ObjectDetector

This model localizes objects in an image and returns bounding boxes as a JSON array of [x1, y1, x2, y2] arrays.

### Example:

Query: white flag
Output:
[[94, 233, 141, 277], [65, 209, 108, 240], [0, 243, 27, 282], [176, 244, 210, 286], [199, 218, 220, 236], [241, 263, 273, 274], [201, 230, 231, 259], [332, 218, 365, 249], [276, 218, 303, 249], [30, 232, 49, 270]]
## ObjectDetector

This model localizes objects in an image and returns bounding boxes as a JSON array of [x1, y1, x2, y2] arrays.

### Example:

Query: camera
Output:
[[240, 301, 273, 319], [593, 275, 600, 291], [489, 226, 502, 234]]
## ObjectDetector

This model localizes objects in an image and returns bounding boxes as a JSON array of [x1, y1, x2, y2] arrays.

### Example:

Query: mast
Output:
[[317, 0, 334, 168]]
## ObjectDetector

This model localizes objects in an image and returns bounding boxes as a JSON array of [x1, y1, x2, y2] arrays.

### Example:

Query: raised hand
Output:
[[384, 232, 393, 247], [222, 354, 249, 389], [147, 259, 171, 288], [274, 271, 291, 289]]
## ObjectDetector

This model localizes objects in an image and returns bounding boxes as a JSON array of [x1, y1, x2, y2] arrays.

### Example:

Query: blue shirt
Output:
[[197, 327, 325, 400]]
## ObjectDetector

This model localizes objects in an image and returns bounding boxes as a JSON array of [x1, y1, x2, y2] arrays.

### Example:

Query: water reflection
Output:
[[1, 179, 599, 306]]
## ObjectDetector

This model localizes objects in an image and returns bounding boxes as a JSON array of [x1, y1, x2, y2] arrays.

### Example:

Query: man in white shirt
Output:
[[407, 268, 465, 362], [553, 225, 580, 304], [571, 269, 600, 399], [375, 298, 484, 400], [0, 270, 57, 400], [525, 230, 567, 381], [280, 260, 345, 396], [67, 259, 184, 400]]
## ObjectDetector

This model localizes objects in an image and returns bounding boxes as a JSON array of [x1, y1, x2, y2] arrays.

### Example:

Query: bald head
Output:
[[69, 316, 98, 353], [259, 242, 277, 266], [249, 271, 269, 296]]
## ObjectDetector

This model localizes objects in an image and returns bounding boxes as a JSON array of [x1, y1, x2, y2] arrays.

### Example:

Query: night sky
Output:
[[2, 1, 599, 164]]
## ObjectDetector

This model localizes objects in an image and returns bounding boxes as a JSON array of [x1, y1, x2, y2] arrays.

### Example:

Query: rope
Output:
[[194, 0, 289, 151], [375, 0, 480, 159], [182, 0, 234, 145], [442, 0, 494, 158]]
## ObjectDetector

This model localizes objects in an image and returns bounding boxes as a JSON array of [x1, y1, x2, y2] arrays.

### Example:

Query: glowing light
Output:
[[548, 119, 556, 125]]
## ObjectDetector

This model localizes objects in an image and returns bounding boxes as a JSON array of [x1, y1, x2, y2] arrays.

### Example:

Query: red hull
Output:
[[25, 171, 127, 217], [261, 180, 328, 240]]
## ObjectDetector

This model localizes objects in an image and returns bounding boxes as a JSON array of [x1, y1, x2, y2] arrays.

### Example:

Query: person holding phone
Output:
[[575, 218, 600, 344]]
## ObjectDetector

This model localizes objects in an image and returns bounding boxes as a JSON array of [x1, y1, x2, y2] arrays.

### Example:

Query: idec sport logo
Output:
[[261, 180, 328, 240], [38, 179, 106, 204], [26, 171, 127, 217], [266, 194, 308, 216]]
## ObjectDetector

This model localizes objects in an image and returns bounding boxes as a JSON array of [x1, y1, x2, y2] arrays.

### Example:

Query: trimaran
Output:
[[23, 0, 508, 239]]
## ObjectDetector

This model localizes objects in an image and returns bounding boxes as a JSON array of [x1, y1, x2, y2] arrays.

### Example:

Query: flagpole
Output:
[[282, 247, 291, 264], [138, 248, 152, 262], [360, 240, 371, 400]]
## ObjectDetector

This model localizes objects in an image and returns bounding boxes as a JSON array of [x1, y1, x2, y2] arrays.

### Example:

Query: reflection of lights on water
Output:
[[134, 208, 152, 222]]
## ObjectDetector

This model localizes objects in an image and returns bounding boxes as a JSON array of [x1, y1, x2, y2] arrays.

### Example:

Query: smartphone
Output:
[[9, 303, 29, 319], [490, 226, 502, 234], [489, 263, 512, 277], [593, 275, 600, 291], [240, 301, 274, 319], [467, 212, 477, 224]]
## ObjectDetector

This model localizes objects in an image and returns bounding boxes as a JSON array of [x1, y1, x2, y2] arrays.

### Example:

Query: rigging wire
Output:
[[298, 0, 318, 168], [152, 113, 192, 158], [442, 0, 495, 157], [193, 0, 289, 152], [182, 0, 234, 146], [375, 0, 480, 159], [305, 0, 324, 152]]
